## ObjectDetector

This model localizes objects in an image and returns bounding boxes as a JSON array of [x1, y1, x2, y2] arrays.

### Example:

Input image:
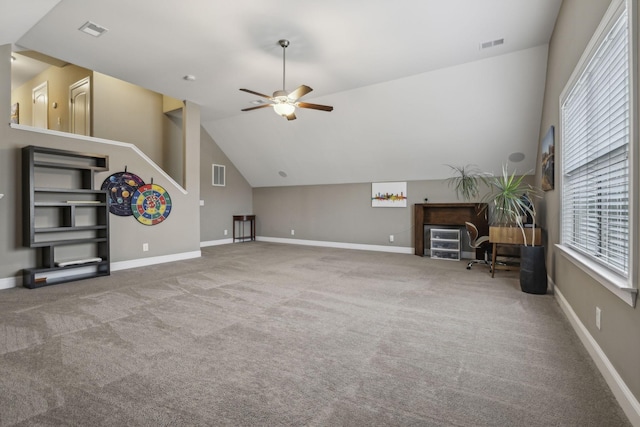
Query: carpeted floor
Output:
[[0, 242, 632, 426]]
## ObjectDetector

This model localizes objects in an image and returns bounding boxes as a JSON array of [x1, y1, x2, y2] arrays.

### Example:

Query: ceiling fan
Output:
[[240, 39, 333, 121]]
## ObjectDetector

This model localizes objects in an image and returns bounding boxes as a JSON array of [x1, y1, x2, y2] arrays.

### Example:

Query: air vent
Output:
[[212, 164, 226, 186], [79, 21, 109, 37], [480, 38, 504, 50]]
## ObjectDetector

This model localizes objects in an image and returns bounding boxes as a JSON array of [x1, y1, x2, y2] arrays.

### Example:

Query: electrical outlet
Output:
[[389, 235, 394, 243], [143, 243, 149, 252], [224, 229, 228, 236], [596, 307, 601, 330], [291, 229, 295, 236]]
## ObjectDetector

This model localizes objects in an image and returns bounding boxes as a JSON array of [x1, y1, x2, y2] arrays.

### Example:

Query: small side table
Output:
[[233, 214, 256, 242]]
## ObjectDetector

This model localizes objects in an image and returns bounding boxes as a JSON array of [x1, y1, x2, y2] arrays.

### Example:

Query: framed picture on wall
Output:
[[371, 182, 407, 207], [541, 125, 554, 191], [10, 103, 19, 124]]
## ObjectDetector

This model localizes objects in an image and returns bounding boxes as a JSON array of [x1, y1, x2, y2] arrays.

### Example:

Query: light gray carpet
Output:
[[0, 242, 631, 426]]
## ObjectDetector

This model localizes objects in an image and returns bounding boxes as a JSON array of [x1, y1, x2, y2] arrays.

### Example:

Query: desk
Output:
[[489, 226, 541, 277], [414, 203, 488, 257], [233, 214, 256, 242]]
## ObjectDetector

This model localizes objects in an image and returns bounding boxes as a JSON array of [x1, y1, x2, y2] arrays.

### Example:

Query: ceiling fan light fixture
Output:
[[273, 103, 295, 117], [239, 39, 333, 119]]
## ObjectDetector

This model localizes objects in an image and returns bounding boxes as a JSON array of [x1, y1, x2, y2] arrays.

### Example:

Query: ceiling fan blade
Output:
[[285, 112, 297, 121], [287, 85, 312, 101], [239, 88, 273, 99], [241, 104, 273, 112], [297, 102, 334, 112]]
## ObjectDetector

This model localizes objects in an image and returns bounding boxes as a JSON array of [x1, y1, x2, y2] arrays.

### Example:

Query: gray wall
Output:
[[199, 130, 253, 242], [537, 0, 640, 406], [0, 44, 201, 282], [253, 179, 486, 250], [253, 175, 535, 250]]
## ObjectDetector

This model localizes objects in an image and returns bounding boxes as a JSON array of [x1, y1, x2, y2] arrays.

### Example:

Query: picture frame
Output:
[[10, 103, 19, 124], [541, 125, 554, 191], [371, 182, 407, 207]]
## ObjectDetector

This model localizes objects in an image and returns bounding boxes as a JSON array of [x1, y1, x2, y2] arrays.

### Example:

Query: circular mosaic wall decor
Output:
[[101, 172, 145, 216], [131, 183, 172, 226]]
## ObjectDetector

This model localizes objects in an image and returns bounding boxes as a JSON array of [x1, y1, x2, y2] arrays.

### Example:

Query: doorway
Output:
[[32, 81, 48, 129], [69, 77, 91, 136]]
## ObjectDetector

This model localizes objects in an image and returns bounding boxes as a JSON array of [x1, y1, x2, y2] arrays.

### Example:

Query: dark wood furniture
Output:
[[489, 226, 542, 277], [414, 203, 488, 258], [22, 145, 110, 288], [233, 214, 256, 242]]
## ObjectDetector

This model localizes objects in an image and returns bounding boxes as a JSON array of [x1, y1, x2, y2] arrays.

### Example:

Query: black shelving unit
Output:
[[22, 145, 110, 288]]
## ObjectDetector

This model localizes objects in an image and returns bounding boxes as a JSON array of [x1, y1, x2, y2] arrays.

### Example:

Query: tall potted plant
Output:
[[482, 165, 546, 294], [445, 164, 484, 200]]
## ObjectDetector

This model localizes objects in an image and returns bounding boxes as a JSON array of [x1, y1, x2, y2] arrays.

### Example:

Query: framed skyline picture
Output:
[[371, 182, 407, 207], [541, 125, 554, 191]]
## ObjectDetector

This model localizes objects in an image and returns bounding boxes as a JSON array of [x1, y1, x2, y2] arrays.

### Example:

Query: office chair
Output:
[[465, 221, 491, 270]]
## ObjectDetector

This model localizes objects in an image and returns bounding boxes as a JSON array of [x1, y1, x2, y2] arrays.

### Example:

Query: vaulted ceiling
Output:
[[4, 0, 562, 187]]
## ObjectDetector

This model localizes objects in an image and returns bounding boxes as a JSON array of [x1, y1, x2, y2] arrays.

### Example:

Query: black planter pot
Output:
[[520, 245, 547, 294]]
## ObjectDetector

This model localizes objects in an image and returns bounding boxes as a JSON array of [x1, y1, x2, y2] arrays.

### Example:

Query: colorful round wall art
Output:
[[101, 172, 145, 216], [131, 183, 172, 226]]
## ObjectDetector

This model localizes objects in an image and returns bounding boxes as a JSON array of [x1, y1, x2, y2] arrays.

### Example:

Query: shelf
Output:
[[23, 261, 110, 289], [34, 202, 107, 207], [32, 160, 107, 171], [35, 225, 107, 233], [22, 145, 110, 288], [35, 188, 106, 194], [30, 237, 108, 248]]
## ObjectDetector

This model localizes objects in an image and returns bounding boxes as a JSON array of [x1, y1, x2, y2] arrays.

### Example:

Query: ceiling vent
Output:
[[480, 38, 504, 50], [79, 21, 108, 37]]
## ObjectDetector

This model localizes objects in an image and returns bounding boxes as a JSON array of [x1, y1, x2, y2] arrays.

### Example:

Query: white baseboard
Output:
[[555, 284, 640, 427], [201, 238, 233, 247], [110, 250, 201, 271], [0, 276, 20, 289], [256, 236, 414, 254], [0, 251, 203, 290]]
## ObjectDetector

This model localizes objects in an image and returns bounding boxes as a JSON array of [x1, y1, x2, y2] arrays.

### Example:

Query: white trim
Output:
[[9, 123, 188, 195], [0, 251, 202, 290], [556, 244, 637, 307], [110, 250, 201, 271], [555, 286, 640, 427], [0, 276, 20, 290], [256, 236, 414, 254], [201, 238, 233, 247]]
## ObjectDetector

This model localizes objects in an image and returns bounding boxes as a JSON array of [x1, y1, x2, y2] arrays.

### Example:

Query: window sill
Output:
[[555, 244, 637, 307]]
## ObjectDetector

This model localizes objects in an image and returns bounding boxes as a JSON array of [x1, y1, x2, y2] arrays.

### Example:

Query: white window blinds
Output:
[[561, 4, 630, 276]]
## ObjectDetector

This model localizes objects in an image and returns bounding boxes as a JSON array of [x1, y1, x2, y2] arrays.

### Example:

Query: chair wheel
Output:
[[466, 266, 471, 270]]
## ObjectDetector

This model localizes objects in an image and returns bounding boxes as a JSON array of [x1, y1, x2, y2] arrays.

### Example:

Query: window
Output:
[[559, 0, 636, 304], [212, 164, 226, 186]]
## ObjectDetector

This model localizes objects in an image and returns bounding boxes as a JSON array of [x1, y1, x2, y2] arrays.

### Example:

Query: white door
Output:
[[32, 82, 48, 129], [69, 77, 91, 135]]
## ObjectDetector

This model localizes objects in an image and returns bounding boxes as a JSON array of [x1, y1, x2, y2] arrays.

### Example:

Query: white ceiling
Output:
[[6, 0, 562, 187]]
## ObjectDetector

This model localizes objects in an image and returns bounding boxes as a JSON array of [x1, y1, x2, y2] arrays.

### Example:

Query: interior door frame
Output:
[[32, 81, 48, 129], [69, 76, 91, 136]]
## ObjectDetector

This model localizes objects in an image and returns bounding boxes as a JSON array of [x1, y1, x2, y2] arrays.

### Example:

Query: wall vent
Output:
[[480, 38, 504, 50], [213, 164, 226, 186], [79, 21, 109, 37]]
